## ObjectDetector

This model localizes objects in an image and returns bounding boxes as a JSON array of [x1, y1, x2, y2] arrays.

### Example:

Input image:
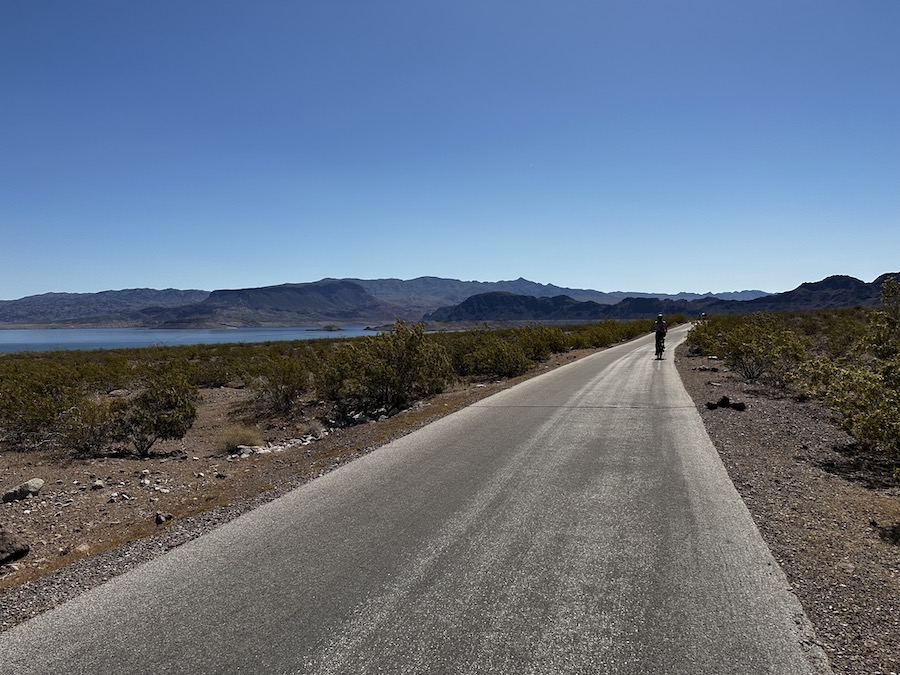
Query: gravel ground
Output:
[[675, 344, 900, 675], [2, 342, 898, 673]]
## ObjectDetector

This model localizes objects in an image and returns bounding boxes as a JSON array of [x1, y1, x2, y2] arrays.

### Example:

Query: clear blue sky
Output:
[[2, 1, 898, 300]]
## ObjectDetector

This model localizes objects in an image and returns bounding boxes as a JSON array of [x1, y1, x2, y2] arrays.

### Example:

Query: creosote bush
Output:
[[113, 365, 199, 457], [59, 397, 123, 456], [315, 321, 453, 414], [250, 350, 312, 413], [463, 333, 532, 378], [687, 279, 900, 479]]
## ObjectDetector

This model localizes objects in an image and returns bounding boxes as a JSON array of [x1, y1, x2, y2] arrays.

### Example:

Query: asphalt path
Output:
[[0, 325, 831, 674]]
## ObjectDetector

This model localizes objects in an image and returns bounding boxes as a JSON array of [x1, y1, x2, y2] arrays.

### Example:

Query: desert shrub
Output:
[[434, 324, 500, 377], [689, 284, 900, 479], [464, 335, 532, 378], [688, 313, 807, 385], [684, 315, 730, 355], [865, 277, 900, 358], [801, 357, 900, 461], [113, 365, 199, 456], [59, 397, 123, 455], [511, 324, 569, 362], [312, 341, 357, 402], [567, 317, 680, 351], [796, 278, 900, 466], [0, 358, 81, 448], [182, 356, 234, 388], [791, 307, 870, 360], [316, 321, 453, 413], [569, 322, 620, 349], [250, 350, 312, 413]]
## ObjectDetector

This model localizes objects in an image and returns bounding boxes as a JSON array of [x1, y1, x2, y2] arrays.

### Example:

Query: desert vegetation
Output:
[[686, 277, 900, 480], [0, 317, 675, 459]]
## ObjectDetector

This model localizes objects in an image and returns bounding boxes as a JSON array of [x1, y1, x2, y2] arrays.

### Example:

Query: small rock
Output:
[[155, 512, 174, 525], [91, 480, 105, 490], [706, 396, 746, 411], [0, 526, 30, 565], [2, 478, 46, 503]]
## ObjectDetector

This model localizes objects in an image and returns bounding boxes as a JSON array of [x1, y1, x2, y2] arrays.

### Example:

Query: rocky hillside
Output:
[[0, 277, 769, 328], [6, 274, 887, 327], [347, 277, 766, 317], [0, 289, 209, 326], [137, 280, 405, 327], [424, 274, 898, 322]]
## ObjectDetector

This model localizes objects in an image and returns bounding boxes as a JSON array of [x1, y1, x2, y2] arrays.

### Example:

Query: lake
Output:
[[0, 326, 374, 353]]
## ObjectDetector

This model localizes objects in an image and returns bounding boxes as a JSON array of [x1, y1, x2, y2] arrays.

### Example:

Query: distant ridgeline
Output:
[[0, 274, 895, 327], [423, 274, 897, 322]]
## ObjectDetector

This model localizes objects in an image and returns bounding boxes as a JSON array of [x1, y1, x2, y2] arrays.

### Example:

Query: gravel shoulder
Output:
[[675, 344, 899, 675], [2, 341, 898, 673]]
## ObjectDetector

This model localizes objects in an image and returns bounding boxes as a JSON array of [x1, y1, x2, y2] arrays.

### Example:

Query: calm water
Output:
[[0, 326, 373, 353]]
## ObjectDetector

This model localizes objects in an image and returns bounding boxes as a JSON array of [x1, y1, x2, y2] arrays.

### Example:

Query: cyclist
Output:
[[653, 314, 667, 359]]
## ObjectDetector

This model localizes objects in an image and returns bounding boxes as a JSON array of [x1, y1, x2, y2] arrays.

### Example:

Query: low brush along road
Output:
[[0, 325, 830, 674]]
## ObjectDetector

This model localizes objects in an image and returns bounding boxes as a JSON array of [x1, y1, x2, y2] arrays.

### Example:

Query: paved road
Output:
[[0, 325, 830, 674]]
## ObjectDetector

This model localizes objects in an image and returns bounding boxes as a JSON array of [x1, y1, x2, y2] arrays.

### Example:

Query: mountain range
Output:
[[0, 274, 891, 328], [424, 274, 897, 322]]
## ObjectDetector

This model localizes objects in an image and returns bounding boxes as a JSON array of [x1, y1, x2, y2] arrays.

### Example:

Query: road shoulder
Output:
[[673, 344, 900, 674]]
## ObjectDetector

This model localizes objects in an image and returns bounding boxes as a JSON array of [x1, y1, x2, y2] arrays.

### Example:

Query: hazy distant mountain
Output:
[[339, 276, 767, 314], [2, 274, 888, 328], [336, 277, 620, 316], [602, 289, 768, 302], [0, 277, 768, 327], [136, 280, 405, 327], [0, 289, 209, 326]]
